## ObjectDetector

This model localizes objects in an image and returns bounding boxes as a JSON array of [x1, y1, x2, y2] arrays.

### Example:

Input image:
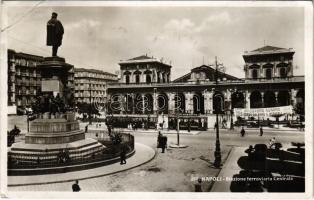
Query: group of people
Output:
[[239, 126, 264, 137], [157, 132, 168, 153]]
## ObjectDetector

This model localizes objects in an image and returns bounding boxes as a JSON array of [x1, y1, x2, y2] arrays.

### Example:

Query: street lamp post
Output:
[[214, 56, 222, 168], [27, 112, 30, 133], [169, 90, 187, 148], [176, 91, 180, 146]]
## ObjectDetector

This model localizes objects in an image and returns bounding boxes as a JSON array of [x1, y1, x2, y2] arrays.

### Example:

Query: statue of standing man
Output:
[[47, 12, 64, 57]]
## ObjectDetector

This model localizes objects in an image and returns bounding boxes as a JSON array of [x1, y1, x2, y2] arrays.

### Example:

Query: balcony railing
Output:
[[245, 76, 304, 83], [107, 76, 304, 89]]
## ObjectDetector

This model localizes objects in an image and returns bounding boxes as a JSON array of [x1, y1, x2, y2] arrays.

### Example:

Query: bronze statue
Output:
[[47, 12, 64, 57]]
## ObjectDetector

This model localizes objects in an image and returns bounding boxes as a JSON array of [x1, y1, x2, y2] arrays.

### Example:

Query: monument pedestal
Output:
[[9, 113, 106, 169]]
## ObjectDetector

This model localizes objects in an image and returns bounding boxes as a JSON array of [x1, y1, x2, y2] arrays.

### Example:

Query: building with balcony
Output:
[[74, 68, 118, 105], [107, 46, 305, 129], [8, 49, 44, 112], [119, 55, 171, 84], [8, 49, 75, 114]]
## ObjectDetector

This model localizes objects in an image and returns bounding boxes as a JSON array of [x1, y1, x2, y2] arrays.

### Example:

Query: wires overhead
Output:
[[8, 34, 97, 70], [1, 0, 46, 33], [8, 35, 50, 56]]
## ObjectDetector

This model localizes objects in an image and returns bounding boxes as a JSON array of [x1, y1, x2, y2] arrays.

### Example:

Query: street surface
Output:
[[8, 116, 304, 192]]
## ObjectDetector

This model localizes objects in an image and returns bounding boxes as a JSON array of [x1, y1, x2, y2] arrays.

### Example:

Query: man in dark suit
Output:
[[72, 180, 81, 192], [47, 12, 64, 56]]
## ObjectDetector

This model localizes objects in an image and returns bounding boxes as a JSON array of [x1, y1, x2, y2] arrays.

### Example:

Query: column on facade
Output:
[[153, 70, 157, 83], [273, 62, 277, 77], [208, 90, 214, 114], [129, 72, 133, 83], [167, 92, 175, 115], [153, 91, 158, 114], [260, 66, 264, 78], [260, 91, 264, 108], [275, 91, 279, 105], [119, 94, 124, 114], [290, 89, 297, 107], [203, 90, 213, 114], [184, 92, 193, 114], [141, 94, 145, 114], [225, 89, 232, 111], [141, 70, 145, 83], [159, 73, 163, 83], [245, 90, 251, 109]]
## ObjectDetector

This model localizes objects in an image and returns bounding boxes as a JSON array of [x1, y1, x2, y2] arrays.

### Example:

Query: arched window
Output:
[[266, 68, 272, 80], [157, 73, 161, 83], [213, 92, 224, 114], [280, 68, 287, 78], [252, 69, 258, 79], [146, 74, 151, 84], [135, 75, 140, 84], [125, 75, 130, 84]]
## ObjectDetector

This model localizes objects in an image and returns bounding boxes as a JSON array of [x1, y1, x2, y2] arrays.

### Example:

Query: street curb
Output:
[[8, 143, 156, 187], [208, 147, 234, 192]]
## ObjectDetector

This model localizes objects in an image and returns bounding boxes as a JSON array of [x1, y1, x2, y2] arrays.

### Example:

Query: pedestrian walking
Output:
[[222, 118, 227, 129], [120, 145, 127, 165], [195, 178, 203, 192], [72, 180, 81, 192], [85, 125, 88, 133], [259, 127, 263, 136], [240, 127, 245, 137], [161, 137, 167, 153]]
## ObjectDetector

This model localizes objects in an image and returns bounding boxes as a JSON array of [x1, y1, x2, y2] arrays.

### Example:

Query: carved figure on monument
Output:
[[47, 12, 64, 56]]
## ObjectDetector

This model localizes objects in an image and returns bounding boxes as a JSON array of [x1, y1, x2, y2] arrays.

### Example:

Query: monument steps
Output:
[[8, 150, 135, 176], [26, 130, 84, 136]]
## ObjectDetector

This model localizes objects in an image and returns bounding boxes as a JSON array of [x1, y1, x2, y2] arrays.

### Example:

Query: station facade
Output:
[[107, 46, 305, 129]]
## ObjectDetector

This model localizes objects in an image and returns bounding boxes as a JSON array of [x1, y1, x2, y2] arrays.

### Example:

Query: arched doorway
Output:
[[231, 92, 245, 108], [157, 93, 168, 114], [174, 93, 185, 113], [277, 91, 290, 106], [213, 91, 224, 113], [193, 93, 204, 114], [109, 95, 123, 114], [250, 91, 262, 108], [264, 91, 276, 107], [134, 93, 143, 114], [143, 94, 153, 114]]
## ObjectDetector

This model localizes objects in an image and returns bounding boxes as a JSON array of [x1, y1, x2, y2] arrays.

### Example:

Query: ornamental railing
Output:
[[8, 132, 134, 169]]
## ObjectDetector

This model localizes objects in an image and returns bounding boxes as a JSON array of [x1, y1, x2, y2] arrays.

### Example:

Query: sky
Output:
[[5, 4, 305, 79]]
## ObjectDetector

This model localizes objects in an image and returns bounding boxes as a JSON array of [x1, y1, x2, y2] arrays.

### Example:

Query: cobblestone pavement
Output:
[[7, 115, 304, 192]]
